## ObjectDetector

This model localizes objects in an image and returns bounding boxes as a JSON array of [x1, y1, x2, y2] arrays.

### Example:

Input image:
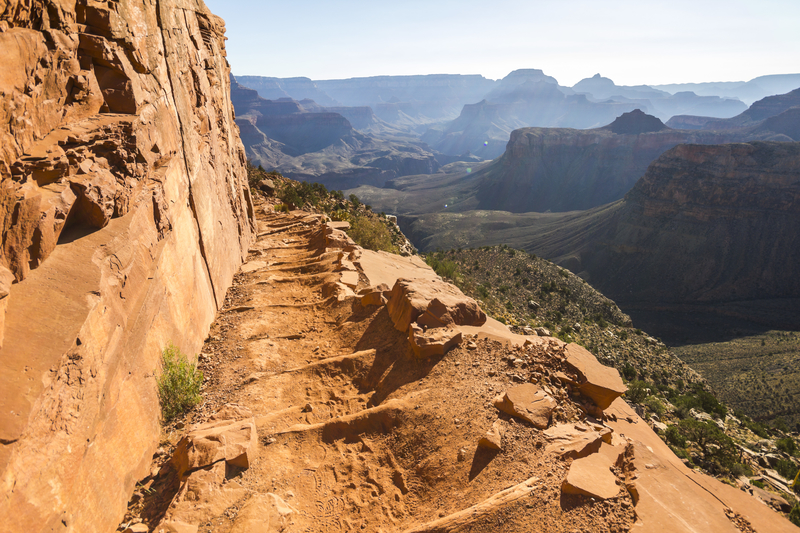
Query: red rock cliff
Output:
[[0, 0, 254, 531]]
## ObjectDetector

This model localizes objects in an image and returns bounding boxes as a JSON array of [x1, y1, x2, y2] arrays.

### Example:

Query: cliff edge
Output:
[[0, 1, 254, 531]]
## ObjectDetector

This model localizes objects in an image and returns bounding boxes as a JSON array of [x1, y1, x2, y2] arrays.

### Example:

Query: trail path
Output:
[[119, 199, 791, 533]]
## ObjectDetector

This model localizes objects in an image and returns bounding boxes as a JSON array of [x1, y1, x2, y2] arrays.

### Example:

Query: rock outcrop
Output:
[[0, 1, 254, 532]]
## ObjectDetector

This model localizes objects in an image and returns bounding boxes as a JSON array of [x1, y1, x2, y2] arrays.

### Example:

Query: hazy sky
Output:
[[205, 0, 800, 86]]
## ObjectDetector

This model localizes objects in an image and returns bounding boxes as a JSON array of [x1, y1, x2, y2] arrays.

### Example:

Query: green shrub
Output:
[[157, 343, 203, 422], [729, 462, 753, 478], [626, 380, 649, 404], [425, 254, 459, 281], [665, 425, 687, 448], [676, 419, 738, 475], [777, 437, 798, 456], [644, 395, 665, 417], [274, 203, 289, 213], [790, 505, 800, 527], [347, 215, 399, 254], [776, 459, 799, 481], [752, 479, 766, 489]]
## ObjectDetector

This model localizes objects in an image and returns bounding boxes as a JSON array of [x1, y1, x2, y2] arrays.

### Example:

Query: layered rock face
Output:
[[428, 111, 735, 213], [588, 141, 800, 304], [0, 1, 254, 531]]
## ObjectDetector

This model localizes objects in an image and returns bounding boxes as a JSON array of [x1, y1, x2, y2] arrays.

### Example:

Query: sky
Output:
[[204, 0, 800, 86]]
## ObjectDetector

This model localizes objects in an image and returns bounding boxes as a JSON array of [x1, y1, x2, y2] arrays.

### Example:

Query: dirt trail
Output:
[[120, 201, 639, 532]]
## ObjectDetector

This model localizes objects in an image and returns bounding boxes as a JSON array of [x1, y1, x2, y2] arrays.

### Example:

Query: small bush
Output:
[[157, 343, 203, 422], [644, 395, 665, 417], [665, 425, 687, 448], [626, 380, 649, 404], [729, 462, 753, 478], [777, 437, 798, 456], [752, 479, 766, 489], [775, 459, 799, 481], [790, 505, 800, 527], [274, 203, 289, 213], [426, 255, 459, 281], [347, 215, 399, 254]]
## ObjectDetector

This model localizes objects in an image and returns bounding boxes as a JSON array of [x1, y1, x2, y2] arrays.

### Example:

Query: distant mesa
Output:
[[604, 109, 669, 134]]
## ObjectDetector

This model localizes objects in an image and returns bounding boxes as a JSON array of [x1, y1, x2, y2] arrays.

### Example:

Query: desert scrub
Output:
[[425, 253, 459, 282], [347, 215, 399, 254], [157, 343, 203, 422]]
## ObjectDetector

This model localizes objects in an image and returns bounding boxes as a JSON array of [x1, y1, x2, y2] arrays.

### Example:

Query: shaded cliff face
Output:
[[0, 1, 254, 532], [590, 142, 800, 303]]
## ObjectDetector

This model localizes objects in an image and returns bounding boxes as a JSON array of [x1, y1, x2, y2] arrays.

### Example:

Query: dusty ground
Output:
[[117, 198, 638, 532]]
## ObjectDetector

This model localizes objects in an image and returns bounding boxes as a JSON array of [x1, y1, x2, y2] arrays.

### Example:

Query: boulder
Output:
[[562, 451, 621, 500], [360, 283, 390, 307], [258, 179, 275, 194], [386, 277, 486, 333], [409, 324, 462, 358], [478, 419, 505, 450], [493, 384, 556, 428], [534, 327, 551, 337], [563, 343, 626, 410], [171, 419, 257, 478], [752, 486, 792, 513]]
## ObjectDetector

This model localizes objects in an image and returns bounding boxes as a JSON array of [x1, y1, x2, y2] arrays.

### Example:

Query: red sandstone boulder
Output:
[[564, 343, 626, 410], [493, 384, 556, 428], [386, 277, 486, 332]]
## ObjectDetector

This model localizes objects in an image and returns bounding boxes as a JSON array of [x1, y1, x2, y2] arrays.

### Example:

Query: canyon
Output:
[[1, 1, 799, 532]]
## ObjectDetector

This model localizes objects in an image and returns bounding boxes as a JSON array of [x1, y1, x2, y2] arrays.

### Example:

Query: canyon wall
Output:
[[0, 1, 254, 531]]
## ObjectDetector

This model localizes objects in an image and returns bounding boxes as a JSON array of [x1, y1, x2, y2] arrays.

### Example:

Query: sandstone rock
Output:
[[0, 265, 13, 349], [229, 493, 297, 533], [124, 524, 149, 533], [172, 419, 257, 478], [0, 1, 254, 532], [386, 277, 486, 333], [360, 283, 390, 307], [563, 343, 626, 410], [327, 220, 350, 231], [751, 486, 792, 513], [258, 179, 276, 194], [478, 419, 505, 450], [562, 450, 621, 500], [409, 324, 462, 358], [544, 423, 614, 458], [493, 384, 556, 428], [155, 521, 200, 533], [534, 327, 551, 336]]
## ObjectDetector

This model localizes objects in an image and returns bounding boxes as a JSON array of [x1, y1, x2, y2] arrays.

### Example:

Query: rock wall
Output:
[[0, 1, 254, 531]]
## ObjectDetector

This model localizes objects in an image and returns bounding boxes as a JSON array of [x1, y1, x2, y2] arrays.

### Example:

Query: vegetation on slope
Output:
[[247, 162, 412, 255], [424, 246, 800, 505], [673, 331, 800, 428]]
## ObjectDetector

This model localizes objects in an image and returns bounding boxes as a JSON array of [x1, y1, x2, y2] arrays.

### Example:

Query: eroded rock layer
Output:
[[0, 1, 254, 531]]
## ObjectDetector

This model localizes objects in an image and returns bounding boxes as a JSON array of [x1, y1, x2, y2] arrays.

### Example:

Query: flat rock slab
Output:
[[493, 383, 556, 428], [327, 221, 350, 231], [544, 422, 613, 458], [564, 343, 626, 410], [562, 451, 621, 500]]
